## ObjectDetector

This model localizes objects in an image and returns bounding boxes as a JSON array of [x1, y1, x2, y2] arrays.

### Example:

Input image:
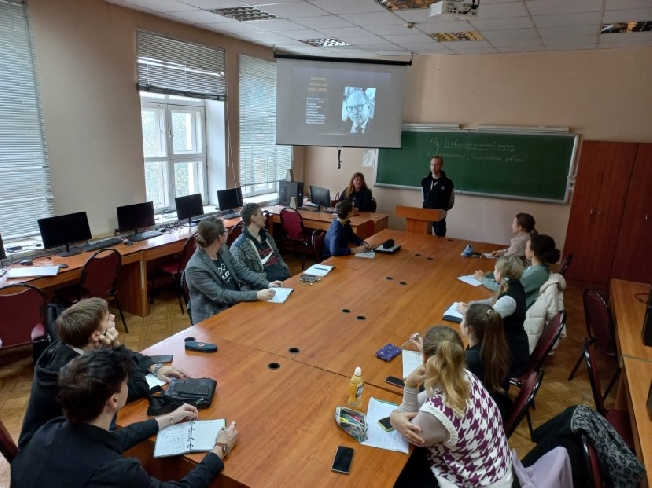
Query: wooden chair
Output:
[[582, 434, 603, 488], [226, 221, 244, 247], [0, 419, 18, 463], [583, 338, 633, 448], [511, 311, 566, 388], [279, 208, 311, 270], [504, 370, 544, 439], [151, 234, 196, 314], [54, 248, 128, 332], [0, 284, 49, 364], [311, 230, 326, 264], [568, 289, 620, 400]]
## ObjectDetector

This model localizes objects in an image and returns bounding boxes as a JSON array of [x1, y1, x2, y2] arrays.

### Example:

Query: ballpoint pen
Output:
[[400, 333, 420, 348]]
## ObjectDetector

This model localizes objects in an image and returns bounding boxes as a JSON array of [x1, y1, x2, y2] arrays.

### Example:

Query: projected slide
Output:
[[277, 58, 406, 148]]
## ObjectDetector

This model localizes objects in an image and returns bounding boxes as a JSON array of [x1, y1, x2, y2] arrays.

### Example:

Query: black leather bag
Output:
[[147, 377, 217, 416]]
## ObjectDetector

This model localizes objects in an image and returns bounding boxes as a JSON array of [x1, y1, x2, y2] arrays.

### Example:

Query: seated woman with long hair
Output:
[[391, 326, 513, 488]]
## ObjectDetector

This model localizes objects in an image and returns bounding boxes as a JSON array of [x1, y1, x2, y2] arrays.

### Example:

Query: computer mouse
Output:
[[20, 259, 33, 266], [58, 264, 69, 269], [124, 240, 133, 246]]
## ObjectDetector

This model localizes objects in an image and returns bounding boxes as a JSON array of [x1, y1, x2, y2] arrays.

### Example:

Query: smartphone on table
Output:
[[331, 446, 354, 474], [385, 376, 405, 388]]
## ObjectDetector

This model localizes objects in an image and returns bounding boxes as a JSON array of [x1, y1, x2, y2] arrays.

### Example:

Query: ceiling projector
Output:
[[429, 0, 479, 19]]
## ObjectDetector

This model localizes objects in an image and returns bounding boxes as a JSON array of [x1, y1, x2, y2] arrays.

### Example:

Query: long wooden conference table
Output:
[[119, 230, 500, 487], [0, 209, 388, 317], [611, 279, 652, 486]]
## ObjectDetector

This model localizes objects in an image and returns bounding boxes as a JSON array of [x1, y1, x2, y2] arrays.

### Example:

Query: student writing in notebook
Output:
[[322, 200, 371, 259], [12, 348, 239, 488]]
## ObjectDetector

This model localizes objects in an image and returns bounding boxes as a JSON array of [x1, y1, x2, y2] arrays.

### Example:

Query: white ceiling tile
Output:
[[180, 0, 245, 8], [489, 37, 543, 47], [537, 24, 600, 37], [292, 15, 353, 29], [497, 45, 545, 53], [206, 21, 267, 35], [345, 36, 393, 46], [603, 8, 652, 22], [281, 28, 329, 40], [418, 20, 475, 34], [403, 44, 454, 54], [373, 49, 412, 56], [364, 22, 421, 36], [342, 11, 406, 26], [165, 10, 227, 23], [122, 0, 196, 12], [546, 43, 598, 51], [605, 0, 652, 9], [308, 0, 386, 15], [446, 44, 499, 54], [256, 2, 329, 18], [470, 16, 534, 30], [246, 18, 309, 31], [246, 0, 308, 3], [476, 2, 530, 19], [481, 28, 539, 40], [391, 8, 433, 23], [384, 32, 434, 44], [542, 35, 598, 46], [533, 11, 603, 28], [318, 25, 375, 37], [526, 0, 603, 15]]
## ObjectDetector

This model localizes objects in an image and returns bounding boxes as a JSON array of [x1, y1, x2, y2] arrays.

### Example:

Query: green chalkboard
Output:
[[376, 126, 578, 202]]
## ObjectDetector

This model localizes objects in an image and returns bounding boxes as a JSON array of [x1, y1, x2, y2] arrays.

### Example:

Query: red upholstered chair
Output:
[[568, 289, 620, 400], [504, 370, 544, 440], [151, 234, 196, 314], [311, 230, 326, 264], [582, 434, 603, 488], [583, 338, 633, 449], [558, 252, 574, 276], [54, 248, 128, 332], [511, 311, 566, 388], [280, 208, 312, 270], [0, 284, 48, 363], [226, 221, 244, 247], [0, 419, 18, 463]]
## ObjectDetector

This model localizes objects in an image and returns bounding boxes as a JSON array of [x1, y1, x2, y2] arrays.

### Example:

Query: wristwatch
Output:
[[152, 363, 164, 376], [215, 442, 230, 458]]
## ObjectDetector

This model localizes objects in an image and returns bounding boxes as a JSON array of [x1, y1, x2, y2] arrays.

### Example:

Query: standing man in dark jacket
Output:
[[421, 155, 455, 237], [18, 298, 186, 449]]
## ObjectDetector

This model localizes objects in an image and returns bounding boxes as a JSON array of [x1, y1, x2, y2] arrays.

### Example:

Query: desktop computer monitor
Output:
[[278, 181, 303, 207], [0, 232, 6, 261], [38, 211, 92, 257], [116, 201, 155, 233], [309, 185, 331, 208], [216, 188, 243, 212], [175, 193, 204, 226]]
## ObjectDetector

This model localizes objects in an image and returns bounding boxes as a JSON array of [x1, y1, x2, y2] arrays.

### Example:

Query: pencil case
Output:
[[334, 406, 368, 442], [376, 343, 402, 362]]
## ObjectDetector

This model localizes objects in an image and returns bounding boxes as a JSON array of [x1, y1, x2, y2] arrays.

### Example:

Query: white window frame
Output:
[[141, 93, 207, 212]]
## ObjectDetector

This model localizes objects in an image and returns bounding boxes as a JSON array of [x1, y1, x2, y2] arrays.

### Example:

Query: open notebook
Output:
[[154, 419, 225, 458]]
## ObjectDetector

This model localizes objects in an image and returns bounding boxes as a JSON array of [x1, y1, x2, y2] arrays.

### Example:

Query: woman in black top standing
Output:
[[339, 172, 374, 212]]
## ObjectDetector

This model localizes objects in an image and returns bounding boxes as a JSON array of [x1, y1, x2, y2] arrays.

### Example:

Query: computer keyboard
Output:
[[81, 237, 123, 252], [129, 230, 163, 242], [221, 211, 241, 220]]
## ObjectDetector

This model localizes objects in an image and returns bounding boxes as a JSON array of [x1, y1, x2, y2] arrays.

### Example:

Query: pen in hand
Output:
[[400, 333, 420, 348]]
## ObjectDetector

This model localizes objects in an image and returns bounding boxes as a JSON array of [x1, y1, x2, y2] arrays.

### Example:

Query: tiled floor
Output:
[[0, 252, 617, 486]]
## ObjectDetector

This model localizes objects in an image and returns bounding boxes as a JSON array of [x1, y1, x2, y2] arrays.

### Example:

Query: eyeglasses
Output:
[[346, 103, 368, 114]]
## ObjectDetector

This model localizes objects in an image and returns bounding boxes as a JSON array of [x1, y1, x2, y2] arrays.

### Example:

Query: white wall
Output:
[[305, 48, 652, 249]]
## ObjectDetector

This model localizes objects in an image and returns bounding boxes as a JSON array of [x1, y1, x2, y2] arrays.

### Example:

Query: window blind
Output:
[[238, 55, 291, 188], [136, 30, 226, 101], [0, 0, 54, 241]]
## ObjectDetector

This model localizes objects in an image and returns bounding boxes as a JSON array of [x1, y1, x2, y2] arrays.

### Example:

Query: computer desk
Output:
[[118, 230, 502, 487], [611, 279, 652, 486], [263, 205, 389, 240]]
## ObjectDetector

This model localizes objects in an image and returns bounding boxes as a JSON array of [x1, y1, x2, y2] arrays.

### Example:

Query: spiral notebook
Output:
[[154, 419, 225, 458]]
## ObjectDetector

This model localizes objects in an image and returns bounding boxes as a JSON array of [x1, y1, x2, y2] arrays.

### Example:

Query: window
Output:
[[0, 1, 53, 241], [136, 30, 226, 211], [141, 94, 206, 210], [239, 55, 292, 198]]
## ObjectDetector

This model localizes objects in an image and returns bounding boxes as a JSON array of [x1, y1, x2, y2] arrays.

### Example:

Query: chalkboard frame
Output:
[[375, 124, 579, 204]]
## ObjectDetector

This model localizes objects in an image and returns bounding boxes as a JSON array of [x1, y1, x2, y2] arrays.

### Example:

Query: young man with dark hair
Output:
[[322, 201, 371, 259], [12, 348, 238, 487], [18, 297, 187, 449], [421, 155, 455, 237], [230, 203, 290, 283]]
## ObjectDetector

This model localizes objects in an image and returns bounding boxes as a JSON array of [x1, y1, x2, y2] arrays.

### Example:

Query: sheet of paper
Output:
[[361, 397, 409, 453], [154, 422, 191, 457], [6, 266, 59, 278], [401, 350, 423, 378], [457, 274, 482, 287], [355, 252, 375, 259], [443, 302, 464, 322], [146, 374, 166, 389], [269, 287, 293, 304], [483, 252, 498, 259], [304, 264, 333, 277], [191, 419, 226, 452]]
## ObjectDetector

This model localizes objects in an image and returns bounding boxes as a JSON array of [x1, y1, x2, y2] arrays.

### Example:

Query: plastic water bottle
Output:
[[462, 244, 473, 257], [348, 367, 364, 408]]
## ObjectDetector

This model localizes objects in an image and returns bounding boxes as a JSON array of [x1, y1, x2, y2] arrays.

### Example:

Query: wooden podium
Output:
[[395, 205, 444, 234]]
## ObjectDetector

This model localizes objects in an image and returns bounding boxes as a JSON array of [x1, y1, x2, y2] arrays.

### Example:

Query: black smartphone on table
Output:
[[385, 376, 405, 388], [331, 446, 354, 474], [148, 355, 173, 364]]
